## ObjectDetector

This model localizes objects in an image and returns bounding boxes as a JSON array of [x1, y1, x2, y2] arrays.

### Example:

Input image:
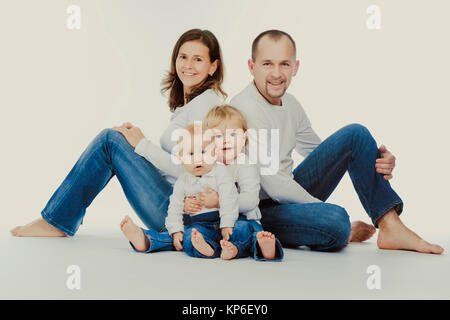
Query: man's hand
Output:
[[376, 144, 396, 180], [171, 231, 184, 251], [221, 227, 233, 241], [184, 196, 202, 214], [198, 187, 220, 209], [113, 122, 145, 148]]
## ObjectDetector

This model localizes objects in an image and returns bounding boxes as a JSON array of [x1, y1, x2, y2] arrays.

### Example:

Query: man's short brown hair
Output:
[[251, 29, 297, 60]]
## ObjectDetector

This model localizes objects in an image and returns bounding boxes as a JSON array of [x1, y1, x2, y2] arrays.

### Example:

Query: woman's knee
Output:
[[96, 128, 127, 146]]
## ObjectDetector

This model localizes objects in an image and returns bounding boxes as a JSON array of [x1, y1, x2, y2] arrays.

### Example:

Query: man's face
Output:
[[249, 35, 299, 106]]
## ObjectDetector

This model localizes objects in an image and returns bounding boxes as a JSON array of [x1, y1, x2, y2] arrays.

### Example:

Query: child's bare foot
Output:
[[220, 240, 238, 260], [10, 218, 67, 237], [191, 228, 214, 257], [120, 215, 149, 252], [256, 231, 276, 260], [347, 220, 376, 244]]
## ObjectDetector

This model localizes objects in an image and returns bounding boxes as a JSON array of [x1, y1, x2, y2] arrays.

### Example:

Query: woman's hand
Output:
[[221, 227, 233, 241], [113, 122, 145, 148], [171, 231, 183, 251], [198, 187, 220, 209], [184, 196, 202, 214]]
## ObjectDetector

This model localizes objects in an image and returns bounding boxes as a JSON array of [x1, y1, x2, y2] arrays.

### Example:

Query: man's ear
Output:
[[209, 59, 219, 76], [248, 59, 255, 76], [293, 60, 300, 76]]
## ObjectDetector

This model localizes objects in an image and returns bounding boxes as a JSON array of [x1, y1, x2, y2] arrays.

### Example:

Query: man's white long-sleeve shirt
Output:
[[230, 82, 323, 204]]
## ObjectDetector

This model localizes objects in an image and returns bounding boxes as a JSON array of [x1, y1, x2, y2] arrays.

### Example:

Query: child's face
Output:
[[178, 134, 217, 177], [211, 118, 247, 164]]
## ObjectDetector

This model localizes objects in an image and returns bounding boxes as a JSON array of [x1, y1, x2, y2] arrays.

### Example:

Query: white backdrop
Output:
[[1, 0, 449, 237]]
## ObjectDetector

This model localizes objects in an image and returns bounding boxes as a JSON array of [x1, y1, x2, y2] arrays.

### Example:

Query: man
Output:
[[230, 30, 443, 254]]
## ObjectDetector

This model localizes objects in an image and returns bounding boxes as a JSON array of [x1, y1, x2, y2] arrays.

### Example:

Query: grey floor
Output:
[[1, 227, 449, 300]]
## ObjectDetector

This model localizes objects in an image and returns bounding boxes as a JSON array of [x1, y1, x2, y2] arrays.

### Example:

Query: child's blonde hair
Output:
[[204, 105, 248, 147], [177, 105, 248, 156], [204, 105, 248, 132]]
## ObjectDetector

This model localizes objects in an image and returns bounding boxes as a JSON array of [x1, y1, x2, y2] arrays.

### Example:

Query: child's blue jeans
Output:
[[130, 213, 284, 261], [130, 211, 253, 259]]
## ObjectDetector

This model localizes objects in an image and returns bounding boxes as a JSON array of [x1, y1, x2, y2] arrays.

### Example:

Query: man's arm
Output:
[[294, 102, 322, 158], [260, 171, 322, 204], [246, 109, 322, 204]]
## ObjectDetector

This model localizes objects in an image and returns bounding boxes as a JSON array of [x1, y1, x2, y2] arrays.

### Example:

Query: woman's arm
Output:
[[134, 138, 184, 179], [160, 89, 223, 152]]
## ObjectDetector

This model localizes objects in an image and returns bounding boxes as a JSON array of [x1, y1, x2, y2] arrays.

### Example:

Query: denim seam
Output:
[[263, 223, 340, 246], [349, 171, 371, 217], [41, 209, 75, 237], [372, 200, 403, 227], [42, 145, 106, 234], [113, 140, 172, 215], [313, 149, 352, 200]]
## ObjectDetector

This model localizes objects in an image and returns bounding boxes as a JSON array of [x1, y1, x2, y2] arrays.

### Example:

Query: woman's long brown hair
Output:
[[161, 29, 227, 112]]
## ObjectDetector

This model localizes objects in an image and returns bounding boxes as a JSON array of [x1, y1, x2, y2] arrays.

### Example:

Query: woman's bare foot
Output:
[[220, 240, 238, 260], [120, 215, 149, 252], [347, 220, 376, 244], [10, 218, 67, 237], [377, 209, 444, 254], [256, 231, 276, 260], [191, 228, 214, 257]]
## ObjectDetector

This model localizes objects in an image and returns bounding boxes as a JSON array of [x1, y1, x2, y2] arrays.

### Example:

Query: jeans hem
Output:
[[41, 210, 75, 237], [371, 200, 404, 228]]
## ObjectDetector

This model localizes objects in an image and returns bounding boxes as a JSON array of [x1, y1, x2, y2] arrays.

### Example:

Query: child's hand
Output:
[[221, 227, 233, 241], [184, 196, 202, 214], [198, 187, 220, 209], [172, 231, 184, 251]]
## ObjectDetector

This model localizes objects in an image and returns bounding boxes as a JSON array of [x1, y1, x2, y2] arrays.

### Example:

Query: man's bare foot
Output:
[[191, 228, 214, 257], [120, 215, 149, 252], [10, 218, 67, 237], [377, 209, 444, 254], [347, 220, 376, 244], [256, 231, 276, 260], [220, 240, 238, 260]]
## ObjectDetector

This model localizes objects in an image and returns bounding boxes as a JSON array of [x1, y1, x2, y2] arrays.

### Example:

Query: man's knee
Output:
[[345, 123, 374, 142], [319, 206, 351, 251]]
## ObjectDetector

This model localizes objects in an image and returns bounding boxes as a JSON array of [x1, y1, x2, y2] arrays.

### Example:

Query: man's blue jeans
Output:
[[259, 123, 403, 252], [41, 128, 173, 236]]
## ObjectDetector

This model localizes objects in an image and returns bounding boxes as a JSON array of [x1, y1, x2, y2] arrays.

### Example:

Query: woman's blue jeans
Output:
[[41, 128, 173, 236], [259, 123, 403, 252]]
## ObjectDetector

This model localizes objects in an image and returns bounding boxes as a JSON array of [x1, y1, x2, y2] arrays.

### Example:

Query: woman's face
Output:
[[175, 40, 218, 94]]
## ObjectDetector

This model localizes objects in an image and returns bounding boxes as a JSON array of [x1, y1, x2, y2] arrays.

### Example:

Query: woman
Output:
[[11, 29, 227, 237]]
